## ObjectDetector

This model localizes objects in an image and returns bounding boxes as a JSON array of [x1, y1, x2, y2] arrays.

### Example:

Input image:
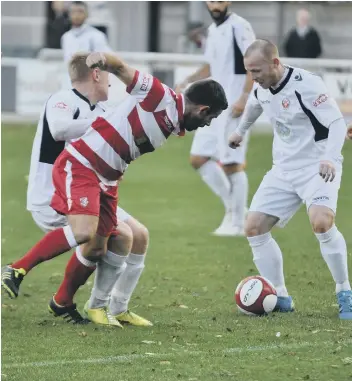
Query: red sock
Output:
[[55, 252, 96, 306], [12, 228, 74, 273]]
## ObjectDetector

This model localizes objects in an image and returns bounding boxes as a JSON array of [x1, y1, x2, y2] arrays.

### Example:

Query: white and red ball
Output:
[[235, 276, 277, 316]]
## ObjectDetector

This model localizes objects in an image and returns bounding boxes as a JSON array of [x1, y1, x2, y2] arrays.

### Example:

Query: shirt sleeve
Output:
[[45, 93, 93, 141], [295, 75, 344, 128], [235, 20, 256, 55], [126, 71, 166, 112], [236, 86, 263, 136]]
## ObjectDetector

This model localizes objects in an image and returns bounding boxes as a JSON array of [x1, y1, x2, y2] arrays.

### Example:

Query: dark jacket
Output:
[[283, 28, 322, 58]]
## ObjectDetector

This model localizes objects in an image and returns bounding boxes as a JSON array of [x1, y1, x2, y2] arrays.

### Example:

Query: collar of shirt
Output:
[[72, 23, 89, 37], [272, 66, 289, 90]]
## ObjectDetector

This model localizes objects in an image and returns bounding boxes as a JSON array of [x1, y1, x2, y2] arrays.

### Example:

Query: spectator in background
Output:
[[46, 1, 70, 49], [283, 8, 322, 58], [61, 1, 111, 64]]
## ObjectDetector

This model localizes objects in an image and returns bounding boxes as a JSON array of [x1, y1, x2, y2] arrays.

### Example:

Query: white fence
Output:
[[2, 50, 352, 126]]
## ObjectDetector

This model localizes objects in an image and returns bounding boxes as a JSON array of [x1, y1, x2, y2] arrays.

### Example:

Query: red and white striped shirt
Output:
[[66, 71, 185, 184]]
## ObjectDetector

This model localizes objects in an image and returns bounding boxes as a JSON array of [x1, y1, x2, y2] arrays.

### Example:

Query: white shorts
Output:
[[249, 163, 342, 227], [190, 109, 249, 165], [31, 206, 132, 233]]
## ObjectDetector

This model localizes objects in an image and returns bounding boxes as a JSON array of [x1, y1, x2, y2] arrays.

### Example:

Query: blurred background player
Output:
[[229, 40, 352, 320], [2, 52, 152, 327], [61, 1, 111, 64], [176, 1, 255, 237], [283, 8, 322, 59]]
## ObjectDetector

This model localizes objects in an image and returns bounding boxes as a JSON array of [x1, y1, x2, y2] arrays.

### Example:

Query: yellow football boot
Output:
[[83, 301, 123, 328], [114, 310, 153, 327]]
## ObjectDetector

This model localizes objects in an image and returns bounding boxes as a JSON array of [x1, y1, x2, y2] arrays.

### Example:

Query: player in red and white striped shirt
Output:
[[4, 52, 228, 316]]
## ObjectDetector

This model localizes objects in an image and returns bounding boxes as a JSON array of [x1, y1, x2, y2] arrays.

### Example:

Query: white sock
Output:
[[228, 171, 248, 228], [315, 225, 351, 294], [89, 251, 127, 309], [109, 253, 146, 315], [248, 233, 289, 297], [198, 161, 231, 210]]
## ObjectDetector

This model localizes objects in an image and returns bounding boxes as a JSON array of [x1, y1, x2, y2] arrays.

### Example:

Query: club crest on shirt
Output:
[[282, 98, 290, 109], [80, 197, 89, 207], [313, 94, 328, 107]]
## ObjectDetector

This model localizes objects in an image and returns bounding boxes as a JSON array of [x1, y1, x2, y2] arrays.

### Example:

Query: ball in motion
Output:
[[235, 276, 277, 315]]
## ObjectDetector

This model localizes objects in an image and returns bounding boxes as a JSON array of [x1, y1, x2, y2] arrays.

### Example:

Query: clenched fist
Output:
[[228, 132, 243, 149]]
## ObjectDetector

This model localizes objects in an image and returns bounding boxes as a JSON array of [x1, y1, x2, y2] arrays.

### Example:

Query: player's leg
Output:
[[212, 113, 249, 236], [190, 124, 231, 224], [109, 209, 152, 326], [305, 171, 351, 319], [245, 168, 302, 312], [49, 181, 120, 323], [88, 221, 132, 310], [82, 221, 132, 327]]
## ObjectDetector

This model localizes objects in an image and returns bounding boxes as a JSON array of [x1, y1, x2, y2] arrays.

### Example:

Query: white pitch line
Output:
[[2, 339, 351, 369]]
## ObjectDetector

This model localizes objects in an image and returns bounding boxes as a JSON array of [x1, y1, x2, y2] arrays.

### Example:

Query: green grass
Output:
[[1, 125, 352, 381]]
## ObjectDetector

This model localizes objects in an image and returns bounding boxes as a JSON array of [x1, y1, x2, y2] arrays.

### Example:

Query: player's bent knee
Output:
[[309, 206, 335, 233], [108, 222, 133, 255], [132, 224, 149, 254], [244, 212, 277, 237], [190, 155, 210, 170]]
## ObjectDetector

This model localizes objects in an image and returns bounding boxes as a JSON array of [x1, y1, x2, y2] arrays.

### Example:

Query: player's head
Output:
[[70, 1, 88, 27], [244, 39, 283, 89], [182, 79, 228, 132], [206, 1, 231, 24], [296, 8, 311, 28], [69, 52, 109, 101]]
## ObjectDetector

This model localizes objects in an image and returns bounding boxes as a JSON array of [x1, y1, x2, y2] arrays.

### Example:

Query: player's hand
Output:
[[86, 52, 107, 70], [319, 160, 336, 182], [346, 124, 352, 140], [175, 81, 188, 95], [231, 93, 248, 118], [228, 132, 243, 149]]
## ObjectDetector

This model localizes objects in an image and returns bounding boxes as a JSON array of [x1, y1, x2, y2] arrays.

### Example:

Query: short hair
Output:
[[185, 79, 228, 112], [244, 39, 279, 60], [68, 52, 91, 83], [71, 1, 88, 10]]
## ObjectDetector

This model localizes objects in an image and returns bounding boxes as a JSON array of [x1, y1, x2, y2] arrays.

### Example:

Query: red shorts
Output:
[[51, 150, 118, 237]]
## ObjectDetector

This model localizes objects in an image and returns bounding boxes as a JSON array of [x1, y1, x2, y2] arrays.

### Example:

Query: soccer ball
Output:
[[235, 275, 277, 316]]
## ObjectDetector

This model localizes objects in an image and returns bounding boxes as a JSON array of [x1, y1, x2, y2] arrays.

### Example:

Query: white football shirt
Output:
[[204, 13, 256, 103], [237, 67, 345, 170], [27, 89, 105, 212]]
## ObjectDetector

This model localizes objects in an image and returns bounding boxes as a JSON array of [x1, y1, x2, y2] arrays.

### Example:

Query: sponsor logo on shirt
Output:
[[294, 73, 302, 81], [53, 102, 70, 110], [164, 115, 174, 131], [275, 121, 291, 140], [282, 98, 290, 109], [140, 76, 150, 92], [312, 196, 329, 202], [313, 94, 328, 107], [260, 99, 270, 104]]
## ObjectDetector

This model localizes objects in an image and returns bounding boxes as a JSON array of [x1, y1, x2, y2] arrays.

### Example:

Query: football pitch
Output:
[[1, 125, 352, 381]]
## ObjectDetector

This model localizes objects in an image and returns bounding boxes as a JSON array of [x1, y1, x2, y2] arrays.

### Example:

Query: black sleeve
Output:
[[311, 29, 322, 58]]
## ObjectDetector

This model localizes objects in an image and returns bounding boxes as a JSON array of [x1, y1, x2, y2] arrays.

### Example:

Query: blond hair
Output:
[[68, 52, 92, 83]]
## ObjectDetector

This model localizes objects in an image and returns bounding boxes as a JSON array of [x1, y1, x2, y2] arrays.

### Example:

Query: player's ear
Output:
[[273, 58, 280, 67], [199, 105, 210, 115]]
